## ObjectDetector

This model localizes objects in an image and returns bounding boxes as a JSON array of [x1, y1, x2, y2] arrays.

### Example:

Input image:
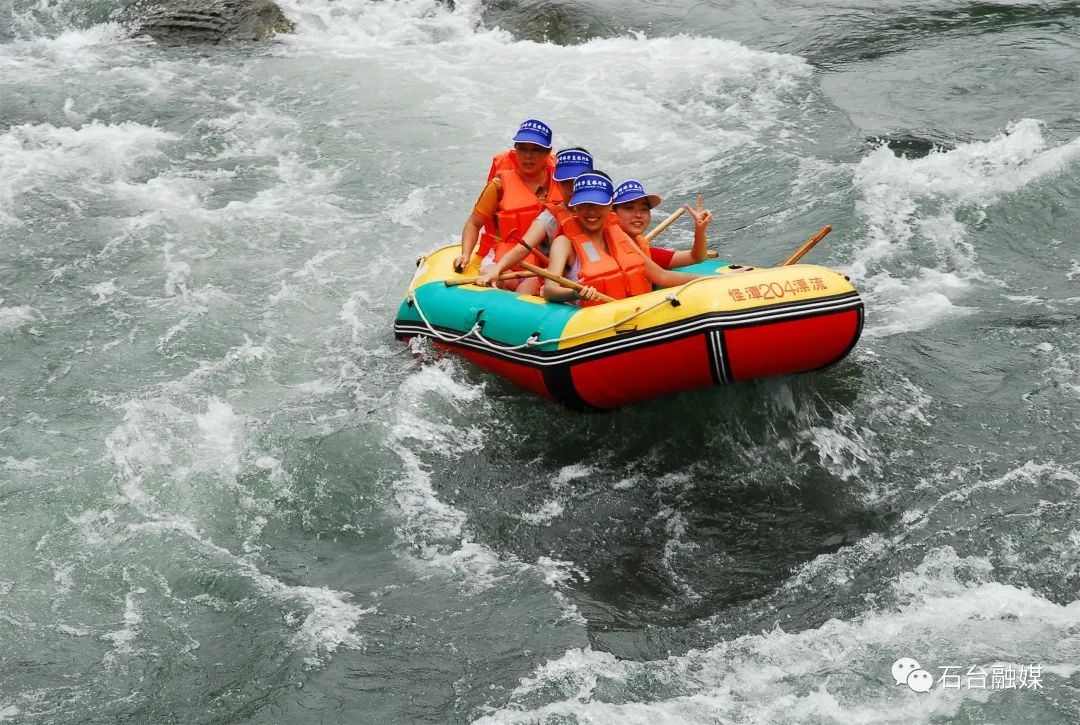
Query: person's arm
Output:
[[455, 212, 485, 271], [627, 236, 703, 288], [668, 195, 713, 267], [542, 237, 601, 303], [453, 181, 499, 271], [474, 215, 549, 286]]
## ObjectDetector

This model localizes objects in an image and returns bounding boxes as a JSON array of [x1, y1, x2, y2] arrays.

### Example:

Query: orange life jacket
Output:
[[546, 202, 583, 240], [568, 224, 652, 306], [490, 200, 575, 268], [632, 231, 652, 258], [604, 212, 655, 264], [480, 168, 562, 258], [604, 212, 653, 255]]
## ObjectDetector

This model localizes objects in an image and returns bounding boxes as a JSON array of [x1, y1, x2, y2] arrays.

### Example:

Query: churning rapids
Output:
[[2, 0, 1079, 722]]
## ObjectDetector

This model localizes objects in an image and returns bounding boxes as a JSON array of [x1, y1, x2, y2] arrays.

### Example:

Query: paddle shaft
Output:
[[519, 261, 617, 303], [444, 270, 537, 287], [782, 225, 832, 266], [643, 206, 686, 242]]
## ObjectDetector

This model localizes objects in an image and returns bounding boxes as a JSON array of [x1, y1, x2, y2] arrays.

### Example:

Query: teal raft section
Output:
[[394, 258, 734, 350], [395, 278, 578, 352]]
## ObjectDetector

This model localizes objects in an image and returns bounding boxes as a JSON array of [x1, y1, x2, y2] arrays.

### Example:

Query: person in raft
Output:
[[543, 172, 708, 304], [473, 146, 594, 294], [612, 180, 713, 268], [452, 119, 562, 276]]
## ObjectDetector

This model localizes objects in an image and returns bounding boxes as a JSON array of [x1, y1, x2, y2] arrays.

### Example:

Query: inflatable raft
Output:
[[393, 246, 863, 410]]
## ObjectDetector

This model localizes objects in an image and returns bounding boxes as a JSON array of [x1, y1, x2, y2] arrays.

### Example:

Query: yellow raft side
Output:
[[410, 245, 857, 350], [411, 246, 480, 290], [556, 264, 856, 348]]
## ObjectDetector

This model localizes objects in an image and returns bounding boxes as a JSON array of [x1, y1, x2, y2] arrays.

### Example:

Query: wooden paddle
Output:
[[444, 271, 538, 287], [643, 207, 685, 242], [782, 225, 832, 266], [519, 261, 617, 303]]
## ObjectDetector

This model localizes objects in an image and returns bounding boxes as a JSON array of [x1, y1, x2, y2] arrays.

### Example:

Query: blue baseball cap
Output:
[[553, 149, 593, 181], [569, 173, 614, 206], [512, 119, 553, 148], [613, 179, 662, 209]]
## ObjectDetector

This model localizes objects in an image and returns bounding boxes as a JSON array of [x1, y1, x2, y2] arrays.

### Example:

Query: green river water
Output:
[[1, 0, 1079, 722]]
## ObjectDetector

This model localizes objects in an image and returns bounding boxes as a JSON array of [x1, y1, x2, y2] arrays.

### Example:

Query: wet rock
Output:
[[121, 0, 294, 44]]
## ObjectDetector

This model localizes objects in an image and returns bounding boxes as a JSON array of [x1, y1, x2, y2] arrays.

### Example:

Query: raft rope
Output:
[[406, 275, 718, 351]]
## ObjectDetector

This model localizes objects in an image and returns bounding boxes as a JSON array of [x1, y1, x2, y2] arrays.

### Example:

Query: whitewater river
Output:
[[2, 0, 1079, 722]]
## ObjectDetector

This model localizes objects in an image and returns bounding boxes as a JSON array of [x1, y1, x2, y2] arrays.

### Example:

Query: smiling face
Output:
[[614, 198, 652, 236], [573, 202, 612, 234], [513, 142, 550, 174]]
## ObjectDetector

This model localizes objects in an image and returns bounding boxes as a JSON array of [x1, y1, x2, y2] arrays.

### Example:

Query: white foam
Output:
[[339, 289, 374, 344], [194, 398, 243, 479], [553, 464, 595, 485], [3, 456, 41, 472], [520, 499, 565, 526], [274, 0, 490, 50], [102, 585, 146, 664], [533, 557, 590, 624], [269, 4, 809, 198], [254, 456, 282, 474], [199, 105, 302, 160], [854, 120, 1079, 249], [285, 585, 368, 666], [0, 121, 180, 225], [105, 398, 183, 507], [1042, 350, 1080, 398], [129, 517, 371, 664], [89, 280, 121, 305], [0, 304, 39, 331], [479, 545, 1080, 724], [51, 563, 74, 594], [660, 511, 701, 601], [390, 362, 486, 453], [54, 623, 90, 637], [390, 444, 469, 554], [386, 364, 583, 604], [0, 23, 130, 71], [866, 376, 933, 428], [387, 187, 430, 229], [536, 557, 590, 588], [860, 270, 976, 338], [103, 365, 269, 512], [162, 244, 192, 298], [807, 419, 876, 482], [784, 533, 891, 591], [851, 120, 1080, 337], [67, 509, 118, 547], [109, 174, 211, 215], [424, 539, 529, 593], [213, 157, 348, 223], [939, 460, 1079, 506]]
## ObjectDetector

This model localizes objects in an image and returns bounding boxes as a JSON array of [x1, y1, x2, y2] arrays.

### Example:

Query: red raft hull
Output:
[[395, 249, 863, 410]]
